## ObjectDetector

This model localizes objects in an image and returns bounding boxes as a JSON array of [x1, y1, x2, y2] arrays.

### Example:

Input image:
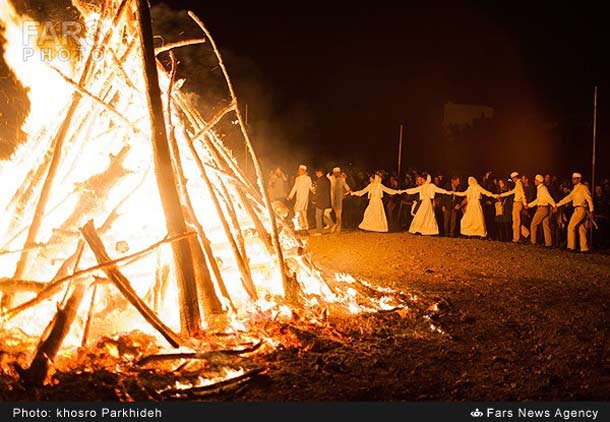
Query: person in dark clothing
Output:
[[594, 185, 609, 217], [343, 171, 368, 229], [341, 171, 357, 229], [481, 171, 497, 240], [519, 174, 535, 240], [545, 174, 561, 201], [386, 176, 405, 232], [554, 183, 572, 249], [433, 176, 445, 234], [494, 178, 513, 242], [312, 169, 332, 235], [593, 185, 610, 249], [545, 174, 561, 248], [442, 176, 463, 237], [522, 175, 536, 203]]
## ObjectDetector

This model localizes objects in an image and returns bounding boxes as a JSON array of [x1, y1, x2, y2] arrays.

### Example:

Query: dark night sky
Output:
[[2, 1, 608, 179], [154, 0, 610, 179]]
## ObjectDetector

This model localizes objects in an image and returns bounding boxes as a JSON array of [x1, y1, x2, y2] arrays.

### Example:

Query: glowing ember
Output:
[[160, 367, 246, 393]]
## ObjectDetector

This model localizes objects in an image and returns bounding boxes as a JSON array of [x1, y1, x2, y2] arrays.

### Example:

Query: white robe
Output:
[[406, 182, 451, 235], [351, 179, 400, 232], [454, 181, 495, 237], [288, 174, 312, 212]]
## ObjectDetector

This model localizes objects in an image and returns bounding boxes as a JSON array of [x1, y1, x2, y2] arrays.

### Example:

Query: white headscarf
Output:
[[468, 176, 478, 186], [425, 174, 431, 184]]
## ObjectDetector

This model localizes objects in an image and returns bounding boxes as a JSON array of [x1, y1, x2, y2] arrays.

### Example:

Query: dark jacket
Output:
[[313, 175, 331, 210], [443, 183, 463, 208]]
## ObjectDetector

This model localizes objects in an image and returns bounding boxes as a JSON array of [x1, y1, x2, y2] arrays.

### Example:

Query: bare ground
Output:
[[2, 231, 610, 401], [235, 231, 610, 401]]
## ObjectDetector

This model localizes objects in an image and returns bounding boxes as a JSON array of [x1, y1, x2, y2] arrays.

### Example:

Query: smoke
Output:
[[151, 3, 317, 177], [10, 0, 79, 22], [223, 56, 317, 174]]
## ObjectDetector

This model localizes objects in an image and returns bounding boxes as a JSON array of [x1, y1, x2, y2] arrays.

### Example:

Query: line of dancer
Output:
[[282, 164, 594, 253]]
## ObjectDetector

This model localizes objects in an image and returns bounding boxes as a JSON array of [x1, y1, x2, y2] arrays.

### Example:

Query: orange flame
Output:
[[0, 0, 409, 360]]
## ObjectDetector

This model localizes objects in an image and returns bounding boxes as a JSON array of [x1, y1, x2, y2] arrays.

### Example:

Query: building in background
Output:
[[443, 101, 494, 140]]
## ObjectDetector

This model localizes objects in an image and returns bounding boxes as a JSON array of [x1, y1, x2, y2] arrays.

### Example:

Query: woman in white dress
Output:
[[350, 173, 401, 232], [403, 175, 452, 235], [453, 176, 499, 237]]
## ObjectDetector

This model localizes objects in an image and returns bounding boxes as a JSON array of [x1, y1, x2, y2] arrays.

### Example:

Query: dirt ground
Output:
[[2, 230, 610, 401], [235, 231, 610, 401]]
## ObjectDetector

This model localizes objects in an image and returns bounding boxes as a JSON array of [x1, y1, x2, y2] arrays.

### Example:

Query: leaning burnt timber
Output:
[[0, 0, 409, 388], [135, 0, 208, 336]]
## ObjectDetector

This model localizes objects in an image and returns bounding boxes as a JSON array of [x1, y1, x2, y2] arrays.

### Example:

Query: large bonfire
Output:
[[0, 0, 413, 394]]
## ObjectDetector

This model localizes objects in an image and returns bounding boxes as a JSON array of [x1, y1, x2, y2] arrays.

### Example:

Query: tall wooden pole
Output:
[[591, 86, 597, 194], [590, 86, 598, 244], [244, 103, 249, 175], [397, 124, 404, 179], [135, 0, 201, 336]]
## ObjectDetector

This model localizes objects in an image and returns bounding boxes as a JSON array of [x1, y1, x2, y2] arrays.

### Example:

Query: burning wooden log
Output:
[[165, 55, 225, 317], [215, 183, 248, 264], [135, 0, 203, 336], [160, 367, 267, 399], [80, 283, 98, 348], [3, 147, 54, 241], [168, 127, 233, 313], [136, 340, 263, 366], [80, 220, 183, 348], [189, 102, 236, 144], [150, 256, 170, 314], [23, 282, 88, 386], [155, 38, 206, 56], [0, 279, 47, 295]]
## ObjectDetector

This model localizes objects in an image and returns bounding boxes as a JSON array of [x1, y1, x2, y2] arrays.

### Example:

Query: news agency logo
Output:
[[470, 408, 483, 418]]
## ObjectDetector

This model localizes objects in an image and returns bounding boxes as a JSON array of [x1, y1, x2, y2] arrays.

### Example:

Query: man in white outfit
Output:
[[555, 172, 594, 252], [287, 164, 313, 232], [500, 171, 528, 243], [529, 174, 556, 247]]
